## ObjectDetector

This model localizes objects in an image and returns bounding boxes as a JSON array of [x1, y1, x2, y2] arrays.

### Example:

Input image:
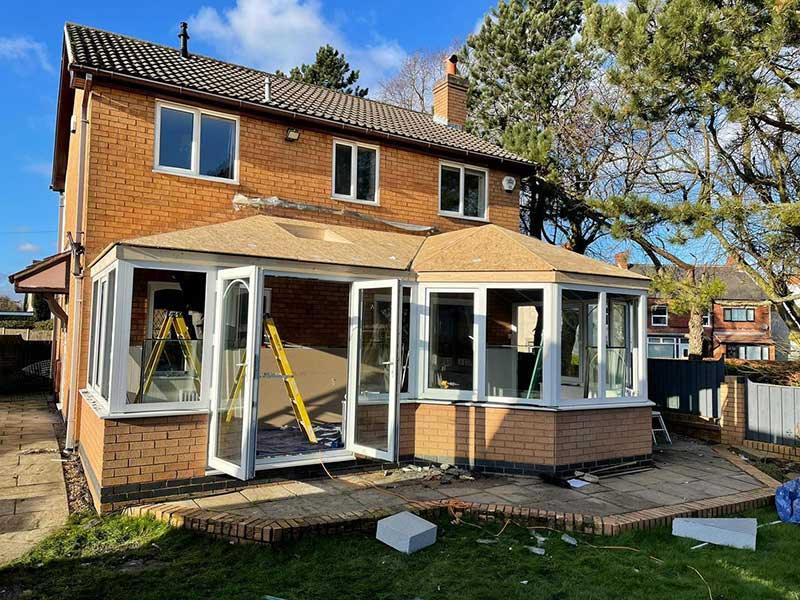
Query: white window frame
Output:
[[723, 306, 756, 322], [438, 161, 490, 221], [651, 304, 668, 327], [702, 310, 711, 328], [85, 265, 118, 408], [331, 138, 380, 204], [154, 100, 240, 184]]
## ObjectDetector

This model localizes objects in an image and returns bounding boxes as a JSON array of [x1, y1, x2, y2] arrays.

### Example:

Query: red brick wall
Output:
[[266, 276, 349, 347], [400, 403, 652, 467], [101, 414, 208, 487]]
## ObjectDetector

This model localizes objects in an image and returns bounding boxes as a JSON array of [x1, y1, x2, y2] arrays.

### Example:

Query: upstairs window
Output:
[[439, 162, 488, 220], [702, 310, 711, 328], [651, 304, 668, 326], [155, 101, 239, 182], [332, 140, 379, 203], [723, 307, 756, 322]]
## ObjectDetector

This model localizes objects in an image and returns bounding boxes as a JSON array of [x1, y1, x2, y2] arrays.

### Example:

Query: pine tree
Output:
[[277, 45, 368, 97]]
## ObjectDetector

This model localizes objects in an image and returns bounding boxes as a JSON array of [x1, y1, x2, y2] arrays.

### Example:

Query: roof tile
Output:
[[64, 23, 530, 166]]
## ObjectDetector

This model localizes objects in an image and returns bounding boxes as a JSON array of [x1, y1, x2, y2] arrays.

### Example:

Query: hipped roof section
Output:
[[52, 23, 533, 191], [108, 215, 650, 283]]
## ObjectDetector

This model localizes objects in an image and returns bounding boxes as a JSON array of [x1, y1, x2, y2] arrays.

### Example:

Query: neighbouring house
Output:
[[9, 23, 653, 512], [616, 254, 789, 361]]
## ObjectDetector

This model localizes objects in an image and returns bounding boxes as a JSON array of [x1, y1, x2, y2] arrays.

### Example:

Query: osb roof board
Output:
[[120, 215, 425, 271], [412, 224, 650, 281], [117, 215, 651, 284]]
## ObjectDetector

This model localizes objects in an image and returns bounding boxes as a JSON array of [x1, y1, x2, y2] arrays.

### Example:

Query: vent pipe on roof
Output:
[[264, 76, 271, 102], [178, 22, 190, 58]]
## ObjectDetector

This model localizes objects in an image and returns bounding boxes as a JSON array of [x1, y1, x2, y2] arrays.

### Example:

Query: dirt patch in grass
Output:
[[736, 447, 799, 484]]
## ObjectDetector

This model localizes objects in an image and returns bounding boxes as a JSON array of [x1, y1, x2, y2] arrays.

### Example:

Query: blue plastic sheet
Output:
[[775, 478, 800, 524]]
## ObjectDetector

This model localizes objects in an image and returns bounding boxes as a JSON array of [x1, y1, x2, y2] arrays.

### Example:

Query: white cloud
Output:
[[189, 0, 405, 91], [0, 36, 53, 72], [22, 161, 51, 177], [17, 242, 40, 254]]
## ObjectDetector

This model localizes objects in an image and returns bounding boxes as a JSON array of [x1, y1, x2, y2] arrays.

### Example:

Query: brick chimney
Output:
[[614, 251, 629, 270], [726, 254, 737, 267], [433, 55, 468, 129]]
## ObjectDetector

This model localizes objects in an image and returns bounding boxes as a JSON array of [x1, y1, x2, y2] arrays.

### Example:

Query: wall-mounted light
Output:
[[502, 175, 517, 192], [285, 127, 301, 142]]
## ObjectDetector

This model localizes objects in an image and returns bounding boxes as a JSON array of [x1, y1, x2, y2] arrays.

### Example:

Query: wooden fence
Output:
[[746, 379, 800, 447], [647, 358, 725, 418]]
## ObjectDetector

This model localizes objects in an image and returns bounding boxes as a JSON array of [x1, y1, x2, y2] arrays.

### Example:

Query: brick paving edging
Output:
[[124, 446, 780, 543]]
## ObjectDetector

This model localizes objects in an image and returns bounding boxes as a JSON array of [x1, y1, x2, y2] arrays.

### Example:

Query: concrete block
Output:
[[376, 511, 437, 554], [672, 518, 757, 550]]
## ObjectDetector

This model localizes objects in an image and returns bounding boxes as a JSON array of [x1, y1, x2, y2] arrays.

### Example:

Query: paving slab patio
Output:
[[166, 437, 766, 524], [0, 393, 69, 564]]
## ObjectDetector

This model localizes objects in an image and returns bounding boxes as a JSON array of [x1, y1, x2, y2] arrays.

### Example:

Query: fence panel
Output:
[[647, 358, 725, 417], [746, 379, 800, 447]]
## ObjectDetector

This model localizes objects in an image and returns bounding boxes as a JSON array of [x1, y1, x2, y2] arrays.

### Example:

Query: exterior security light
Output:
[[285, 128, 301, 142], [502, 176, 517, 192]]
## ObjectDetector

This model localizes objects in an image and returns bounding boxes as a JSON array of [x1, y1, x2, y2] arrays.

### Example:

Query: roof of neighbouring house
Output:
[[106, 215, 650, 285], [62, 23, 531, 169], [7, 251, 71, 294], [628, 263, 767, 301]]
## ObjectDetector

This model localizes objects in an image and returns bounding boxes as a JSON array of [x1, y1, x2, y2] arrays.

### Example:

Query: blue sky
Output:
[[0, 0, 493, 299]]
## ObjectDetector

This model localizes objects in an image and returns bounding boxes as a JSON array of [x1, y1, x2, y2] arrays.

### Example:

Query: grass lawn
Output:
[[1, 507, 797, 600]]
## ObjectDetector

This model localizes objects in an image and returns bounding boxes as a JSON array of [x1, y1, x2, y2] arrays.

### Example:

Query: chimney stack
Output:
[[726, 254, 737, 267], [178, 22, 190, 58], [614, 251, 629, 270], [433, 55, 468, 129]]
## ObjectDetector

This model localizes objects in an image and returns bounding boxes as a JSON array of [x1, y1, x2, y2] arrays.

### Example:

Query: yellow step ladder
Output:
[[224, 316, 318, 445], [135, 311, 201, 403]]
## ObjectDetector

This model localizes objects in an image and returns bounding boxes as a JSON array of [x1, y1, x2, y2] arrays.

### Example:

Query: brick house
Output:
[[617, 255, 788, 360], [10, 24, 653, 512]]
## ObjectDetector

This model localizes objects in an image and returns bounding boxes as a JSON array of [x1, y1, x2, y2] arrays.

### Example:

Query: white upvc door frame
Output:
[[207, 265, 262, 479], [346, 278, 401, 461]]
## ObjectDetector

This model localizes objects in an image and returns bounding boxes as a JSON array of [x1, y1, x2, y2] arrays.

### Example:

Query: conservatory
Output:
[[77, 216, 653, 504]]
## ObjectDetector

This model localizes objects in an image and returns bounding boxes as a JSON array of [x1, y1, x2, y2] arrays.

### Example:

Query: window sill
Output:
[[80, 388, 209, 419], [331, 195, 380, 206], [402, 397, 654, 411], [153, 167, 239, 186], [438, 211, 489, 223]]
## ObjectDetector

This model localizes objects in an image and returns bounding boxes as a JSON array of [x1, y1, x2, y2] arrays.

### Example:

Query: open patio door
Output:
[[208, 266, 262, 479], [346, 279, 401, 461]]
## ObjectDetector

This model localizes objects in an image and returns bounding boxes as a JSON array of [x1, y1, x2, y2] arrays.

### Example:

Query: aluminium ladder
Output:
[[135, 311, 201, 403], [651, 411, 673, 446], [224, 316, 318, 445]]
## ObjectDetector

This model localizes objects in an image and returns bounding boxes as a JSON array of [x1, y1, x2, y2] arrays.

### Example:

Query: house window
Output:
[[726, 344, 770, 360], [332, 140, 379, 203], [87, 268, 117, 403], [702, 311, 711, 328], [647, 336, 688, 359], [651, 304, 668, 326], [723, 307, 755, 322], [439, 162, 488, 220], [155, 102, 239, 182], [428, 292, 475, 391]]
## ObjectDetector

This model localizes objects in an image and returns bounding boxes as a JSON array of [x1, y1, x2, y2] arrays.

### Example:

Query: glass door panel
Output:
[[347, 280, 399, 461], [208, 266, 260, 479]]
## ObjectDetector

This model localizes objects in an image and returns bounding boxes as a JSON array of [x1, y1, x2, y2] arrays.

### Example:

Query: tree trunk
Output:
[[687, 306, 704, 360]]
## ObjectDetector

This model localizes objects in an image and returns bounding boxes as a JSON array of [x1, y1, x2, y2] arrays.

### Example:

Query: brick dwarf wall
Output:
[[399, 403, 651, 471]]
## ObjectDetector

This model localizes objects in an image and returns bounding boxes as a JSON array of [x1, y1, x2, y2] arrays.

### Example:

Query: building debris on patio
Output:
[[672, 517, 758, 550]]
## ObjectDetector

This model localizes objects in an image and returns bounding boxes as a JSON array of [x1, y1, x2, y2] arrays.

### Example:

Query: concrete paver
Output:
[[0, 393, 68, 565], [151, 437, 771, 527]]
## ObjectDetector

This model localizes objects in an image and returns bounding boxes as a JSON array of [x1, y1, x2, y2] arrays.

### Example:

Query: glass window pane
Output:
[[607, 297, 634, 398], [216, 279, 250, 466], [560, 290, 599, 399], [199, 114, 236, 179], [400, 287, 411, 394], [463, 169, 486, 218], [355, 287, 393, 451], [334, 144, 352, 196], [356, 147, 377, 202], [88, 280, 99, 386], [428, 292, 474, 391], [93, 281, 106, 387], [440, 166, 461, 212], [101, 271, 116, 398], [158, 107, 193, 170], [485, 289, 543, 399]]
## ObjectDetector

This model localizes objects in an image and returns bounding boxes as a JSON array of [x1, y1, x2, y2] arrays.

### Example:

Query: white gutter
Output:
[[65, 74, 92, 450]]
